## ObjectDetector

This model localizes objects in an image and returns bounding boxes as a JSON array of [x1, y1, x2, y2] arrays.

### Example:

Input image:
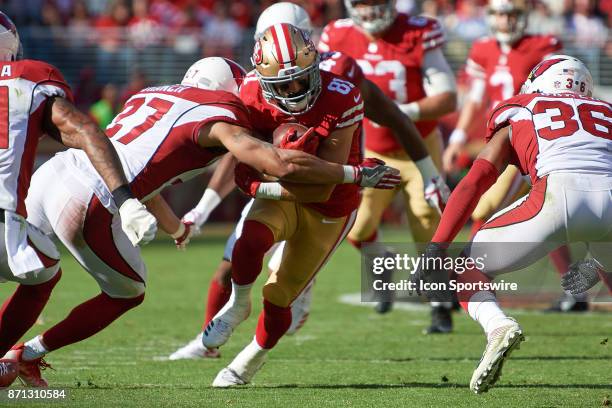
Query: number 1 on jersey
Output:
[[106, 97, 174, 145]]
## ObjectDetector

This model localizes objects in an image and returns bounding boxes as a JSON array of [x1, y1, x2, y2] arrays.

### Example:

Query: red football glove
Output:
[[279, 127, 320, 155], [234, 162, 262, 197], [354, 158, 401, 189]]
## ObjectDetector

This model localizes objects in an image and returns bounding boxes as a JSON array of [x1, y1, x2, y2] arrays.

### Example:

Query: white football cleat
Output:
[[212, 339, 268, 387], [202, 298, 251, 349], [169, 333, 220, 360], [286, 281, 314, 335], [470, 318, 524, 394]]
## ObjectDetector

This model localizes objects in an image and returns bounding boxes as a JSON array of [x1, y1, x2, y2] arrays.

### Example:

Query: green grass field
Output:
[[1, 228, 610, 407]]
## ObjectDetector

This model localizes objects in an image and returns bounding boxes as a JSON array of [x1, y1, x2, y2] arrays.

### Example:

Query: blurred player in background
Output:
[[169, 2, 450, 361], [6, 55, 394, 387], [319, 0, 457, 332], [0, 11, 157, 387], [441, 0, 595, 311], [417, 55, 611, 393], [201, 23, 402, 387]]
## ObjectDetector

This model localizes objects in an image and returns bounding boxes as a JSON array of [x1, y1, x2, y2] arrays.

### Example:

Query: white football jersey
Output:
[[487, 93, 612, 181], [57, 85, 250, 211], [0, 60, 71, 216]]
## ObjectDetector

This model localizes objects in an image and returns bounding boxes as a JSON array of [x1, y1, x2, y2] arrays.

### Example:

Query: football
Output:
[[0, 359, 18, 388]]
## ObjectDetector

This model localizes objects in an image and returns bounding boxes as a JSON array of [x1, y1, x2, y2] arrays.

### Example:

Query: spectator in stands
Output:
[[567, 0, 608, 64], [95, 0, 132, 83], [89, 83, 118, 129], [528, 1, 564, 36], [453, 0, 488, 42], [129, 0, 162, 49], [202, 2, 242, 59], [119, 69, 148, 106]]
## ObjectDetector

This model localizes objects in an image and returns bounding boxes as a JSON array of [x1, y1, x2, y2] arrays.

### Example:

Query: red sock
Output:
[[203, 279, 231, 329], [347, 230, 377, 250], [456, 267, 493, 312], [232, 221, 274, 286], [42, 292, 144, 351], [0, 270, 61, 356], [255, 299, 292, 349], [549, 245, 572, 276], [470, 219, 485, 239]]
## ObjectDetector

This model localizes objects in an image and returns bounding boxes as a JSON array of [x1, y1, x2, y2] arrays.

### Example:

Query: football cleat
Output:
[[212, 342, 268, 388], [424, 305, 453, 334], [5, 344, 51, 387], [169, 333, 220, 360], [374, 301, 393, 314], [286, 282, 314, 335], [470, 318, 524, 394], [202, 300, 251, 349], [0, 359, 18, 388], [546, 292, 589, 313]]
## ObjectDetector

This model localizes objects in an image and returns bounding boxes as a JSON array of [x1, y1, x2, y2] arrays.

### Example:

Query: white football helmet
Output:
[[255, 2, 313, 39], [344, 0, 397, 34], [487, 0, 527, 45], [0, 12, 21, 61], [181, 57, 246, 96], [520, 55, 593, 97]]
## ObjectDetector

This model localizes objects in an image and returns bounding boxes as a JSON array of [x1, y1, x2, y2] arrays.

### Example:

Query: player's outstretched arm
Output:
[[44, 96, 157, 246], [145, 194, 192, 250], [182, 153, 237, 231], [431, 126, 512, 244], [44, 96, 128, 191], [202, 121, 400, 188]]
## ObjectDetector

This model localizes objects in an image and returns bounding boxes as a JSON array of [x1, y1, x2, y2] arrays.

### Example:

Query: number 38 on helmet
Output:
[[252, 23, 322, 115]]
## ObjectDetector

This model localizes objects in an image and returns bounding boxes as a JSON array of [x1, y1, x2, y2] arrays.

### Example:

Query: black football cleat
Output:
[[424, 305, 453, 334]]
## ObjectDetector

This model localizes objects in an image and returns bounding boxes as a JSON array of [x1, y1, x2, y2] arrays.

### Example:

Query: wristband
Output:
[[449, 128, 467, 145], [111, 184, 134, 208], [255, 182, 283, 200], [399, 102, 421, 121], [171, 222, 186, 239], [415, 156, 439, 183], [194, 188, 222, 221], [342, 165, 358, 184]]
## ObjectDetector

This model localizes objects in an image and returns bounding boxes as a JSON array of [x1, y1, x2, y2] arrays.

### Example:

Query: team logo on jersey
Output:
[[253, 41, 263, 65]]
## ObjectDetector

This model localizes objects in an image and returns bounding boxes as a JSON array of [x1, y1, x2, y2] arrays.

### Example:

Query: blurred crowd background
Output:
[[1, 0, 611, 223]]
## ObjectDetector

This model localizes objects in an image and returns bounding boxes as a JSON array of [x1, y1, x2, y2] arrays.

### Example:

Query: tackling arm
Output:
[[431, 126, 512, 244], [145, 194, 192, 249], [44, 96, 128, 192], [202, 121, 400, 188]]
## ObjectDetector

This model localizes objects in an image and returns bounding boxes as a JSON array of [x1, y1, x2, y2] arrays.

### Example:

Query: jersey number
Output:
[[533, 100, 612, 141], [0, 86, 9, 149], [357, 60, 407, 103], [327, 78, 354, 95], [489, 68, 515, 103], [106, 97, 174, 144]]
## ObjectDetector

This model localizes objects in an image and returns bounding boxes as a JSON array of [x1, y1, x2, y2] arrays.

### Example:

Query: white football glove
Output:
[[118, 198, 158, 246], [416, 156, 451, 214], [424, 176, 451, 214], [171, 221, 194, 250], [561, 259, 603, 295], [181, 188, 222, 236]]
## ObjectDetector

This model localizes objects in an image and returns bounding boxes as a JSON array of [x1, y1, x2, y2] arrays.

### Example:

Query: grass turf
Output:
[[0, 228, 610, 407]]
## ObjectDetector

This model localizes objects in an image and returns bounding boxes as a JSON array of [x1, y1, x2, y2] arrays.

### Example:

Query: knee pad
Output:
[[262, 282, 293, 308]]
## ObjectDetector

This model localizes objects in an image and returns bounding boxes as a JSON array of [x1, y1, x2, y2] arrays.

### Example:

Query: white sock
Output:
[[466, 291, 513, 337], [228, 337, 268, 377], [23, 336, 48, 361], [230, 280, 252, 308]]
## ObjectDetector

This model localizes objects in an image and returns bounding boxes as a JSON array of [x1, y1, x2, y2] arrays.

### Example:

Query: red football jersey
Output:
[[0, 60, 73, 216], [319, 51, 365, 86], [486, 93, 611, 183], [466, 35, 562, 108], [58, 85, 251, 211], [319, 14, 444, 153], [240, 70, 364, 217]]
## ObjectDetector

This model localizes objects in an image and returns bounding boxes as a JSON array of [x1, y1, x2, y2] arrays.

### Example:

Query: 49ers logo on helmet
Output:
[[253, 41, 263, 65]]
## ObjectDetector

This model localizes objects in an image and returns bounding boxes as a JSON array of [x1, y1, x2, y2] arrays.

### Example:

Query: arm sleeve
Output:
[[432, 159, 499, 243], [422, 47, 456, 96]]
